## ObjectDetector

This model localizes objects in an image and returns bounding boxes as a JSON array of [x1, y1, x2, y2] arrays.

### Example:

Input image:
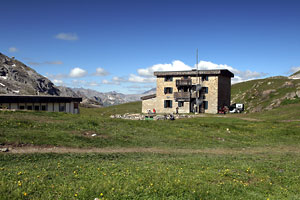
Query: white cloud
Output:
[[128, 74, 156, 83], [137, 60, 191, 77], [45, 61, 63, 65], [69, 67, 88, 78], [52, 79, 64, 85], [87, 82, 100, 87], [8, 47, 18, 52], [289, 66, 300, 74], [93, 67, 109, 76], [71, 79, 100, 87], [55, 33, 78, 41], [136, 60, 267, 84], [197, 61, 239, 74], [101, 79, 110, 84], [46, 73, 68, 80], [28, 60, 63, 66]]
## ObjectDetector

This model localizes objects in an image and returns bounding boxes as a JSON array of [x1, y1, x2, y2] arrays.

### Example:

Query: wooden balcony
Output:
[[174, 92, 191, 101], [176, 79, 192, 87]]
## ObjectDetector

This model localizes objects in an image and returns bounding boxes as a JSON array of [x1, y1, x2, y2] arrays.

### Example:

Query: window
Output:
[[202, 76, 208, 81], [203, 87, 208, 94], [27, 106, 32, 110], [164, 100, 172, 108], [59, 105, 65, 112], [178, 101, 184, 107], [204, 101, 208, 110], [164, 87, 173, 94], [183, 76, 188, 80], [19, 105, 25, 110], [74, 103, 79, 109], [41, 105, 47, 111], [202, 95, 206, 99], [34, 106, 40, 111], [164, 76, 173, 82]]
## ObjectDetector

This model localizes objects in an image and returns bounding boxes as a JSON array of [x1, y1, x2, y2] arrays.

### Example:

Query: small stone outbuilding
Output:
[[0, 95, 82, 114]]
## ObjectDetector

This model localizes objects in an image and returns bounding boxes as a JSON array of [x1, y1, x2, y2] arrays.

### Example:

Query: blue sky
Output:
[[1, 0, 300, 94]]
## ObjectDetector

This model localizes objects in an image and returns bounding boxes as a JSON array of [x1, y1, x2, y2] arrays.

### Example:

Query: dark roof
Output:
[[141, 94, 156, 100], [154, 69, 234, 77], [0, 95, 82, 103]]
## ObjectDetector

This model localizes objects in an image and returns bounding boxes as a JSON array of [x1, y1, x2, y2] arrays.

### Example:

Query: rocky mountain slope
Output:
[[231, 73, 300, 113], [289, 70, 300, 79], [0, 53, 60, 95], [71, 88, 156, 107], [0, 52, 154, 107]]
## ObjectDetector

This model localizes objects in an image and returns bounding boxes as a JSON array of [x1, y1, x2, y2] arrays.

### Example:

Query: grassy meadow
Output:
[[1, 101, 300, 199]]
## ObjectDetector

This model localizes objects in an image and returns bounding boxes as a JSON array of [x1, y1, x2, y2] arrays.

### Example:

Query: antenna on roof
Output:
[[196, 48, 200, 84]]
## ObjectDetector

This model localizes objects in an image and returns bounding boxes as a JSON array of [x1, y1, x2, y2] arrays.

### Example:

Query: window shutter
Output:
[[205, 87, 208, 93], [204, 101, 208, 109], [164, 100, 167, 108], [170, 77, 173, 81], [170, 100, 172, 108], [170, 88, 173, 93], [164, 88, 166, 94]]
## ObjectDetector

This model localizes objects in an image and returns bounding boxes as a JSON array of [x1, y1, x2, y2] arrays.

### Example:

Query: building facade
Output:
[[0, 95, 82, 114], [141, 69, 234, 114]]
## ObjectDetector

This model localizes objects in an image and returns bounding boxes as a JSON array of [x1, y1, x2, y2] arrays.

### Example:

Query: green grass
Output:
[[231, 77, 300, 112], [1, 101, 300, 199], [1, 152, 300, 200], [1, 102, 300, 149]]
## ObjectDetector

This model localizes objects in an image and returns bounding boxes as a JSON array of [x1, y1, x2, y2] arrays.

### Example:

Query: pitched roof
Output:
[[140, 94, 156, 100]]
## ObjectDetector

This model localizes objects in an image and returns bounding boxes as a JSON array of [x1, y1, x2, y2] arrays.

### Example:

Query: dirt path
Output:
[[2, 146, 300, 155]]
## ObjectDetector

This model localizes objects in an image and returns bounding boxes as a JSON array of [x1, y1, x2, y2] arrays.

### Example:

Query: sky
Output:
[[1, 0, 300, 94]]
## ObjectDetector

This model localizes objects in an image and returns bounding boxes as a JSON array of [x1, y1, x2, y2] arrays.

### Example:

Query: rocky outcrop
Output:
[[289, 70, 300, 79], [0, 53, 60, 95], [0, 52, 155, 107], [232, 77, 300, 113], [110, 113, 204, 120]]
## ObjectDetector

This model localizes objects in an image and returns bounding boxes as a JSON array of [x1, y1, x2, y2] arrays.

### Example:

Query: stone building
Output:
[[141, 69, 234, 114], [0, 95, 82, 114]]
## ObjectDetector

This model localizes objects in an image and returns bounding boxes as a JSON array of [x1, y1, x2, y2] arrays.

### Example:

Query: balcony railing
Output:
[[176, 79, 192, 87], [174, 92, 191, 101]]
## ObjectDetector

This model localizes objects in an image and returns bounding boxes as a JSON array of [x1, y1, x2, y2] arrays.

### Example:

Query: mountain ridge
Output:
[[0, 52, 154, 107]]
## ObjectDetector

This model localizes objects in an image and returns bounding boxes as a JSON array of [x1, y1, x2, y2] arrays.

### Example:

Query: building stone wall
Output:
[[142, 98, 157, 113], [202, 76, 218, 114], [141, 70, 233, 114]]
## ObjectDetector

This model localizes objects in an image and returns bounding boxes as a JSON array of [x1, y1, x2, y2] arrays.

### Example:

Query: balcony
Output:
[[191, 91, 197, 98], [174, 92, 191, 101], [176, 79, 192, 87]]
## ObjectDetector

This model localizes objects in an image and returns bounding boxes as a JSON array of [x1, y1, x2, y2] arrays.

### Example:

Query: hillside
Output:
[[289, 69, 300, 79], [0, 53, 60, 95], [231, 76, 300, 113], [0, 52, 154, 107], [1, 98, 300, 199], [72, 88, 155, 107]]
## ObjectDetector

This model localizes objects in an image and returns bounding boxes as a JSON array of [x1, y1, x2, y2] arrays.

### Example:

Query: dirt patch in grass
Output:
[[2, 145, 300, 155], [280, 119, 300, 122]]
